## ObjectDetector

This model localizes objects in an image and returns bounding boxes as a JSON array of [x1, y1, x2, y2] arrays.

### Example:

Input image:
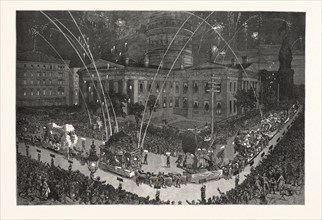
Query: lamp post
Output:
[[87, 142, 99, 178]]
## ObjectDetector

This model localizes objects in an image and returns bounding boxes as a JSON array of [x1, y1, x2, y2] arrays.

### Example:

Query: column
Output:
[[133, 79, 139, 103]]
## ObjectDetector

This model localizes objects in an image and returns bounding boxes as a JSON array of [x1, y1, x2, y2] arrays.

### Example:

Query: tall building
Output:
[[16, 51, 71, 107]]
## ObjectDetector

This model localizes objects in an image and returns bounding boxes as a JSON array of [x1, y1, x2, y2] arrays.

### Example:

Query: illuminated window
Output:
[[163, 97, 167, 108]]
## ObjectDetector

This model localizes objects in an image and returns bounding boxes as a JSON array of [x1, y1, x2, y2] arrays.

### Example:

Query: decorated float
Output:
[[99, 131, 142, 178]]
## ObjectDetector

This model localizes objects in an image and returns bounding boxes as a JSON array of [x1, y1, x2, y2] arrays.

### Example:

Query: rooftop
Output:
[[17, 51, 70, 64]]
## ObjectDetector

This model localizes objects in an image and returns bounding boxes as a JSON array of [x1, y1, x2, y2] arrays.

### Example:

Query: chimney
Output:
[[242, 56, 248, 64]]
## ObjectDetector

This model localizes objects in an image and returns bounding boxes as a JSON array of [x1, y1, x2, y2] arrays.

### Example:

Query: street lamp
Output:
[[87, 141, 99, 176]]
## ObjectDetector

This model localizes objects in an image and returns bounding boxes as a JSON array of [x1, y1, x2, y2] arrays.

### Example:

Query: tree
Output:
[[234, 89, 257, 114], [106, 90, 128, 118], [128, 102, 145, 128], [147, 95, 159, 115]]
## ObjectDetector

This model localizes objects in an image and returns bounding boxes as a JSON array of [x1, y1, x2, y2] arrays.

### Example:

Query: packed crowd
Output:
[[17, 153, 183, 205], [187, 109, 304, 204], [17, 107, 184, 157]]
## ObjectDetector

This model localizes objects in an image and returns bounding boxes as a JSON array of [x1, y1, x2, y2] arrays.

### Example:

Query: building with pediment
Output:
[[78, 12, 260, 122]]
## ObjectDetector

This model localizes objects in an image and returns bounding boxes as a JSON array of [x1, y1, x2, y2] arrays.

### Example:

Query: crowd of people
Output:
[[187, 109, 304, 204], [17, 153, 185, 205]]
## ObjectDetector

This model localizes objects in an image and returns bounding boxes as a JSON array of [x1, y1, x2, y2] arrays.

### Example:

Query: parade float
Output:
[[99, 131, 142, 178], [178, 104, 302, 184], [42, 123, 79, 155]]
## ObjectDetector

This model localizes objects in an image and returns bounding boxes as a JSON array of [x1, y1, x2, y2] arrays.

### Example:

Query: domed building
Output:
[[145, 12, 193, 69], [78, 12, 260, 124]]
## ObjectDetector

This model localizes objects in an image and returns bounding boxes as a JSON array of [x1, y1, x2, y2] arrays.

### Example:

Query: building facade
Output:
[[16, 51, 71, 107], [69, 68, 80, 105], [78, 60, 259, 122]]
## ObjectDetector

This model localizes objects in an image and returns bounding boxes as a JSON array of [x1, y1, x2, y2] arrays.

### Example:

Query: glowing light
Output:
[[91, 162, 96, 167]]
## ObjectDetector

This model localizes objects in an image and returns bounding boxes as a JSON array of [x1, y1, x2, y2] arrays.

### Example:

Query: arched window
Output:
[[204, 101, 210, 112], [193, 101, 199, 109], [216, 102, 221, 115]]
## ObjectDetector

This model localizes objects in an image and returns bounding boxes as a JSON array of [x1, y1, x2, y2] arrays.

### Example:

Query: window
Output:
[[30, 89, 34, 96], [169, 98, 173, 107], [49, 79, 52, 85], [37, 72, 40, 77], [183, 97, 188, 108], [23, 72, 27, 77], [175, 97, 179, 107], [193, 101, 199, 109], [193, 81, 198, 93], [50, 65, 52, 69], [163, 82, 166, 93], [43, 79, 46, 85], [230, 82, 232, 92], [30, 80, 33, 85], [204, 101, 210, 112], [139, 83, 144, 93], [163, 98, 167, 108], [43, 65, 46, 68], [156, 82, 160, 93], [49, 88, 52, 96], [61, 87, 65, 95], [23, 90, 27, 96], [234, 100, 237, 113], [175, 82, 179, 93], [31, 73, 33, 77], [42, 89, 46, 96], [148, 83, 152, 92], [23, 79, 27, 85], [37, 89, 40, 96], [204, 82, 210, 93], [31, 64, 34, 68], [24, 64, 27, 68], [170, 83, 173, 93], [183, 82, 188, 94], [37, 79, 40, 85], [229, 100, 232, 114], [216, 102, 221, 115]]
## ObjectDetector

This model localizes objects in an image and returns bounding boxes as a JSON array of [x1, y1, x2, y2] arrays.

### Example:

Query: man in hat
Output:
[[38, 151, 41, 161], [155, 190, 160, 202], [144, 153, 148, 165], [166, 155, 170, 168]]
